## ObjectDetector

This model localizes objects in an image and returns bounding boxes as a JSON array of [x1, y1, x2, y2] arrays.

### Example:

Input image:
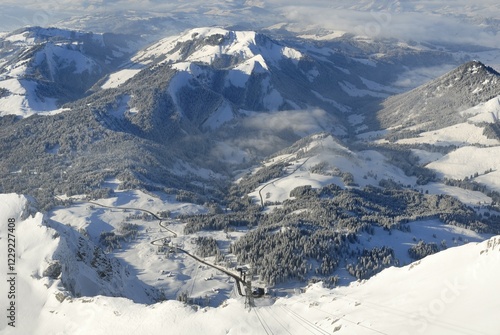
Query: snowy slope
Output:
[[98, 27, 306, 128], [247, 133, 418, 206], [374, 61, 500, 135], [0, 194, 61, 334], [2, 192, 498, 334], [376, 91, 500, 192], [426, 146, 500, 191], [354, 62, 500, 202], [0, 193, 166, 333], [395, 122, 500, 147], [0, 27, 136, 117], [133, 27, 302, 66], [0, 79, 58, 117], [101, 69, 142, 89], [310, 235, 500, 335], [390, 95, 500, 147]]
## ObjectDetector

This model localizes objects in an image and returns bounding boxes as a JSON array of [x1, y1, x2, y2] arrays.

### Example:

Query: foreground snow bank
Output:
[[0, 193, 160, 334], [0, 194, 59, 334]]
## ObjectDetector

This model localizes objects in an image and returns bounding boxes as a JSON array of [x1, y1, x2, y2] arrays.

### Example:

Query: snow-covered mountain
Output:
[[0, 194, 161, 305], [96, 26, 385, 134], [359, 61, 500, 195], [0, 27, 138, 117], [375, 61, 500, 134], [0, 26, 460, 209], [80, 26, 467, 162]]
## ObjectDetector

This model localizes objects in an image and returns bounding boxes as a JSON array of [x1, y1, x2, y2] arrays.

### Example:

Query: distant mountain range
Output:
[[0, 26, 468, 208]]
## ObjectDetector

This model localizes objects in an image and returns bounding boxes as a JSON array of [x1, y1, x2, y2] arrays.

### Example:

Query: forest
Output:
[[182, 175, 500, 285]]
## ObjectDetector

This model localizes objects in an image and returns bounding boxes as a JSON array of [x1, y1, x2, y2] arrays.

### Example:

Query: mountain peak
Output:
[[4, 26, 91, 45], [455, 60, 500, 77], [133, 27, 303, 68], [377, 60, 500, 133]]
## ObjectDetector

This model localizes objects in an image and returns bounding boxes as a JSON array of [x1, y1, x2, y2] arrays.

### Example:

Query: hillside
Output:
[[374, 61, 500, 135], [0, 26, 460, 210], [354, 62, 500, 200], [1, 193, 498, 334], [0, 27, 138, 117]]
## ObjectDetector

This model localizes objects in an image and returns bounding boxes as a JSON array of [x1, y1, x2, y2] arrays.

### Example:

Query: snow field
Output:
[[49, 189, 240, 303], [101, 69, 142, 89], [0, 79, 58, 117], [396, 123, 500, 146], [28, 235, 500, 335], [249, 134, 419, 205], [0, 194, 60, 334], [426, 146, 500, 191]]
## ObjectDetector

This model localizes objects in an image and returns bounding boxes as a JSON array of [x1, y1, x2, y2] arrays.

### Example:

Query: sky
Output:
[[1, 1, 500, 48]]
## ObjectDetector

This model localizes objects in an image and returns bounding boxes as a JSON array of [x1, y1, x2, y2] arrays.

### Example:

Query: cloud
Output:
[[276, 4, 500, 48], [241, 109, 332, 135], [1, 0, 500, 49], [210, 108, 335, 160]]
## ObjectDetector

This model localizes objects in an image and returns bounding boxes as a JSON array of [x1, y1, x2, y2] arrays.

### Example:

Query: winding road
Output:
[[258, 156, 313, 208], [86, 200, 247, 296]]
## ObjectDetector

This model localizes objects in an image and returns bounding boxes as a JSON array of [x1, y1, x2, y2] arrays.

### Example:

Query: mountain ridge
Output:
[[1, 23, 500, 334], [0, 26, 139, 117], [0, 27, 491, 211], [374, 60, 500, 136]]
